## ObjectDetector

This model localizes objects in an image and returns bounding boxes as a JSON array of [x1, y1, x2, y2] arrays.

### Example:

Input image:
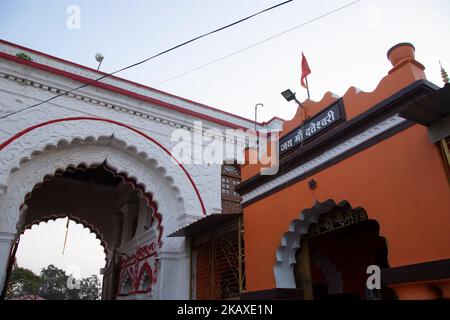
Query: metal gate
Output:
[[191, 217, 245, 300]]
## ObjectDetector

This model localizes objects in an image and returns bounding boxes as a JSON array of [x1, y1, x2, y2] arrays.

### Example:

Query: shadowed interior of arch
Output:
[[293, 201, 396, 300], [5, 163, 163, 299], [0, 118, 204, 216], [19, 162, 163, 247]]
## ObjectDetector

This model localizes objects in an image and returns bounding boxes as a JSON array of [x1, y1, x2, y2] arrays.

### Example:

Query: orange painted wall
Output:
[[241, 43, 427, 181], [244, 124, 450, 291], [241, 44, 450, 292]]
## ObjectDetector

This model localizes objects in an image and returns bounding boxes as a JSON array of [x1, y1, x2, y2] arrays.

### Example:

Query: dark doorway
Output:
[[294, 202, 394, 300]]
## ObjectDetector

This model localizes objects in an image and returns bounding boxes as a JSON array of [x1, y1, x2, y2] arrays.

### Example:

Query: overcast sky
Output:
[[1, 0, 450, 279], [17, 219, 105, 279]]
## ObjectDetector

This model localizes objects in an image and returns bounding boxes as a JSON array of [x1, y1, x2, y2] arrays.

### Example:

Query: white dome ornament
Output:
[[95, 53, 104, 71]]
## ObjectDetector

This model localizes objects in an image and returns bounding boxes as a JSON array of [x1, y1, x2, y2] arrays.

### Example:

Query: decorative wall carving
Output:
[[0, 43, 262, 299], [274, 200, 364, 289], [0, 133, 195, 298], [117, 242, 158, 299], [0, 136, 199, 253]]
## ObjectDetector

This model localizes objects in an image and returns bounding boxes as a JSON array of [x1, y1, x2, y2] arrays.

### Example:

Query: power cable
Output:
[[0, 0, 294, 120], [153, 0, 361, 87]]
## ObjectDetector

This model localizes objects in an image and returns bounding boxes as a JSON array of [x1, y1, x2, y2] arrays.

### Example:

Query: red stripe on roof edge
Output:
[[0, 39, 285, 126]]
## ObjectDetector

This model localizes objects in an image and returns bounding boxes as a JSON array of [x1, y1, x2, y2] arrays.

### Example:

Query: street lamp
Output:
[[281, 89, 304, 108], [95, 53, 104, 71], [255, 103, 263, 146], [254, 103, 264, 132]]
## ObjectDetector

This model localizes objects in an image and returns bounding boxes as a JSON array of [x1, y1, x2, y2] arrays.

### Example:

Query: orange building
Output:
[[237, 43, 450, 300]]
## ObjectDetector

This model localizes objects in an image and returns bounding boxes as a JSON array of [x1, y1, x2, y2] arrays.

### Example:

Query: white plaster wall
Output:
[[0, 41, 273, 130], [0, 52, 268, 298], [0, 57, 261, 221]]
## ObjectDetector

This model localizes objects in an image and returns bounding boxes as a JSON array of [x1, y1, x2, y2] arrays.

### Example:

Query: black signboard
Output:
[[279, 99, 345, 155]]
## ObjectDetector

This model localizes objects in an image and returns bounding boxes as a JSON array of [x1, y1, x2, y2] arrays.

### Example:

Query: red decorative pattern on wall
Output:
[[117, 242, 158, 297]]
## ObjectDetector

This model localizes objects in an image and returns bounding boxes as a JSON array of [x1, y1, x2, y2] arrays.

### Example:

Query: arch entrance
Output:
[[293, 201, 394, 300], [0, 119, 206, 299], [4, 163, 162, 299]]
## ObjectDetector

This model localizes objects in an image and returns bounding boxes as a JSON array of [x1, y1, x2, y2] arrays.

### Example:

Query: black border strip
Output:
[[382, 258, 450, 286], [279, 98, 347, 158]]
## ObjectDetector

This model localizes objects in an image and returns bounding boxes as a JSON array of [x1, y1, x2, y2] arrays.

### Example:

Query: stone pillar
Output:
[[120, 203, 138, 245], [112, 213, 123, 249], [0, 231, 16, 294], [102, 213, 123, 300], [155, 251, 190, 299], [135, 198, 151, 236]]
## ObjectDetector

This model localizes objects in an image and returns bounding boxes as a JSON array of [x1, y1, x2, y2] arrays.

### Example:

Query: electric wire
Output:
[[0, 0, 294, 120], [153, 0, 361, 87]]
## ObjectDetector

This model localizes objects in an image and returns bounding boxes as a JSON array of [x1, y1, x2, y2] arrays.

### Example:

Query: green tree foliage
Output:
[[6, 262, 41, 299], [6, 263, 102, 300], [80, 275, 102, 300], [38, 264, 72, 300], [39, 265, 102, 300]]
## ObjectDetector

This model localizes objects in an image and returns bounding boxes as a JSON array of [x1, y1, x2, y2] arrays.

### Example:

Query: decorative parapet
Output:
[[280, 42, 427, 138]]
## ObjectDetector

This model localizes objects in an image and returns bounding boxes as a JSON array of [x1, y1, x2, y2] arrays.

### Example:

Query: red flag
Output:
[[301, 52, 311, 89]]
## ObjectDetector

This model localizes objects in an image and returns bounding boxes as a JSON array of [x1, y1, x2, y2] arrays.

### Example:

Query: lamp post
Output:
[[281, 89, 304, 108], [95, 53, 104, 71], [255, 103, 263, 146]]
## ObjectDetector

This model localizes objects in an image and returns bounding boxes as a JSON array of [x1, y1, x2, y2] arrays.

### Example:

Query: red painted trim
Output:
[[119, 289, 151, 296], [136, 262, 153, 290], [0, 51, 252, 130], [0, 40, 286, 127], [121, 251, 158, 269], [0, 117, 207, 216], [129, 289, 152, 294], [263, 116, 285, 124], [0, 39, 286, 125]]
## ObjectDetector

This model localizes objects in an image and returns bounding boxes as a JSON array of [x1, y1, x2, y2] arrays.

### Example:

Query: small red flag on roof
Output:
[[301, 52, 311, 89]]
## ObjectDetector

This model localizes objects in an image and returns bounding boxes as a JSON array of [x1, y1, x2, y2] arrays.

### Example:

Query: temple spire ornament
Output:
[[440, 61, 449, 84]]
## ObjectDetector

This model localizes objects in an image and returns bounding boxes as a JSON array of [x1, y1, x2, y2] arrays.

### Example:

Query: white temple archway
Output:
[[274, 200, 338, 289], [274, 199, 386, 290], [0, 118, 207, 299]]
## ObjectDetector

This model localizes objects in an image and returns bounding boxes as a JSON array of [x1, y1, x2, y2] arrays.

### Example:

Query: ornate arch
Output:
[[274, 199, 372, 288], [0, 117, 206, 216], [0, 118, 206, 249], [18, 162, 164, 247]]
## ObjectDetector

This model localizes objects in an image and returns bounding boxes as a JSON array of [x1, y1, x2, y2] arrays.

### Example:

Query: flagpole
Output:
[[305, 76, 310, 100], [62, 215, 70, 255]]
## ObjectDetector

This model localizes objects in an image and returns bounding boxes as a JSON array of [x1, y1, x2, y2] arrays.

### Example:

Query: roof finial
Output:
[[439, 61, 449, 84]]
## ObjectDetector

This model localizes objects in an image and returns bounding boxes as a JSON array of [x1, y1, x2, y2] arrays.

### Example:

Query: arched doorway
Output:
[[3, 163, 162, 299], [6, 216, 107, 300], [0, 119, 207, 299], [292, 201, 394, 300]]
